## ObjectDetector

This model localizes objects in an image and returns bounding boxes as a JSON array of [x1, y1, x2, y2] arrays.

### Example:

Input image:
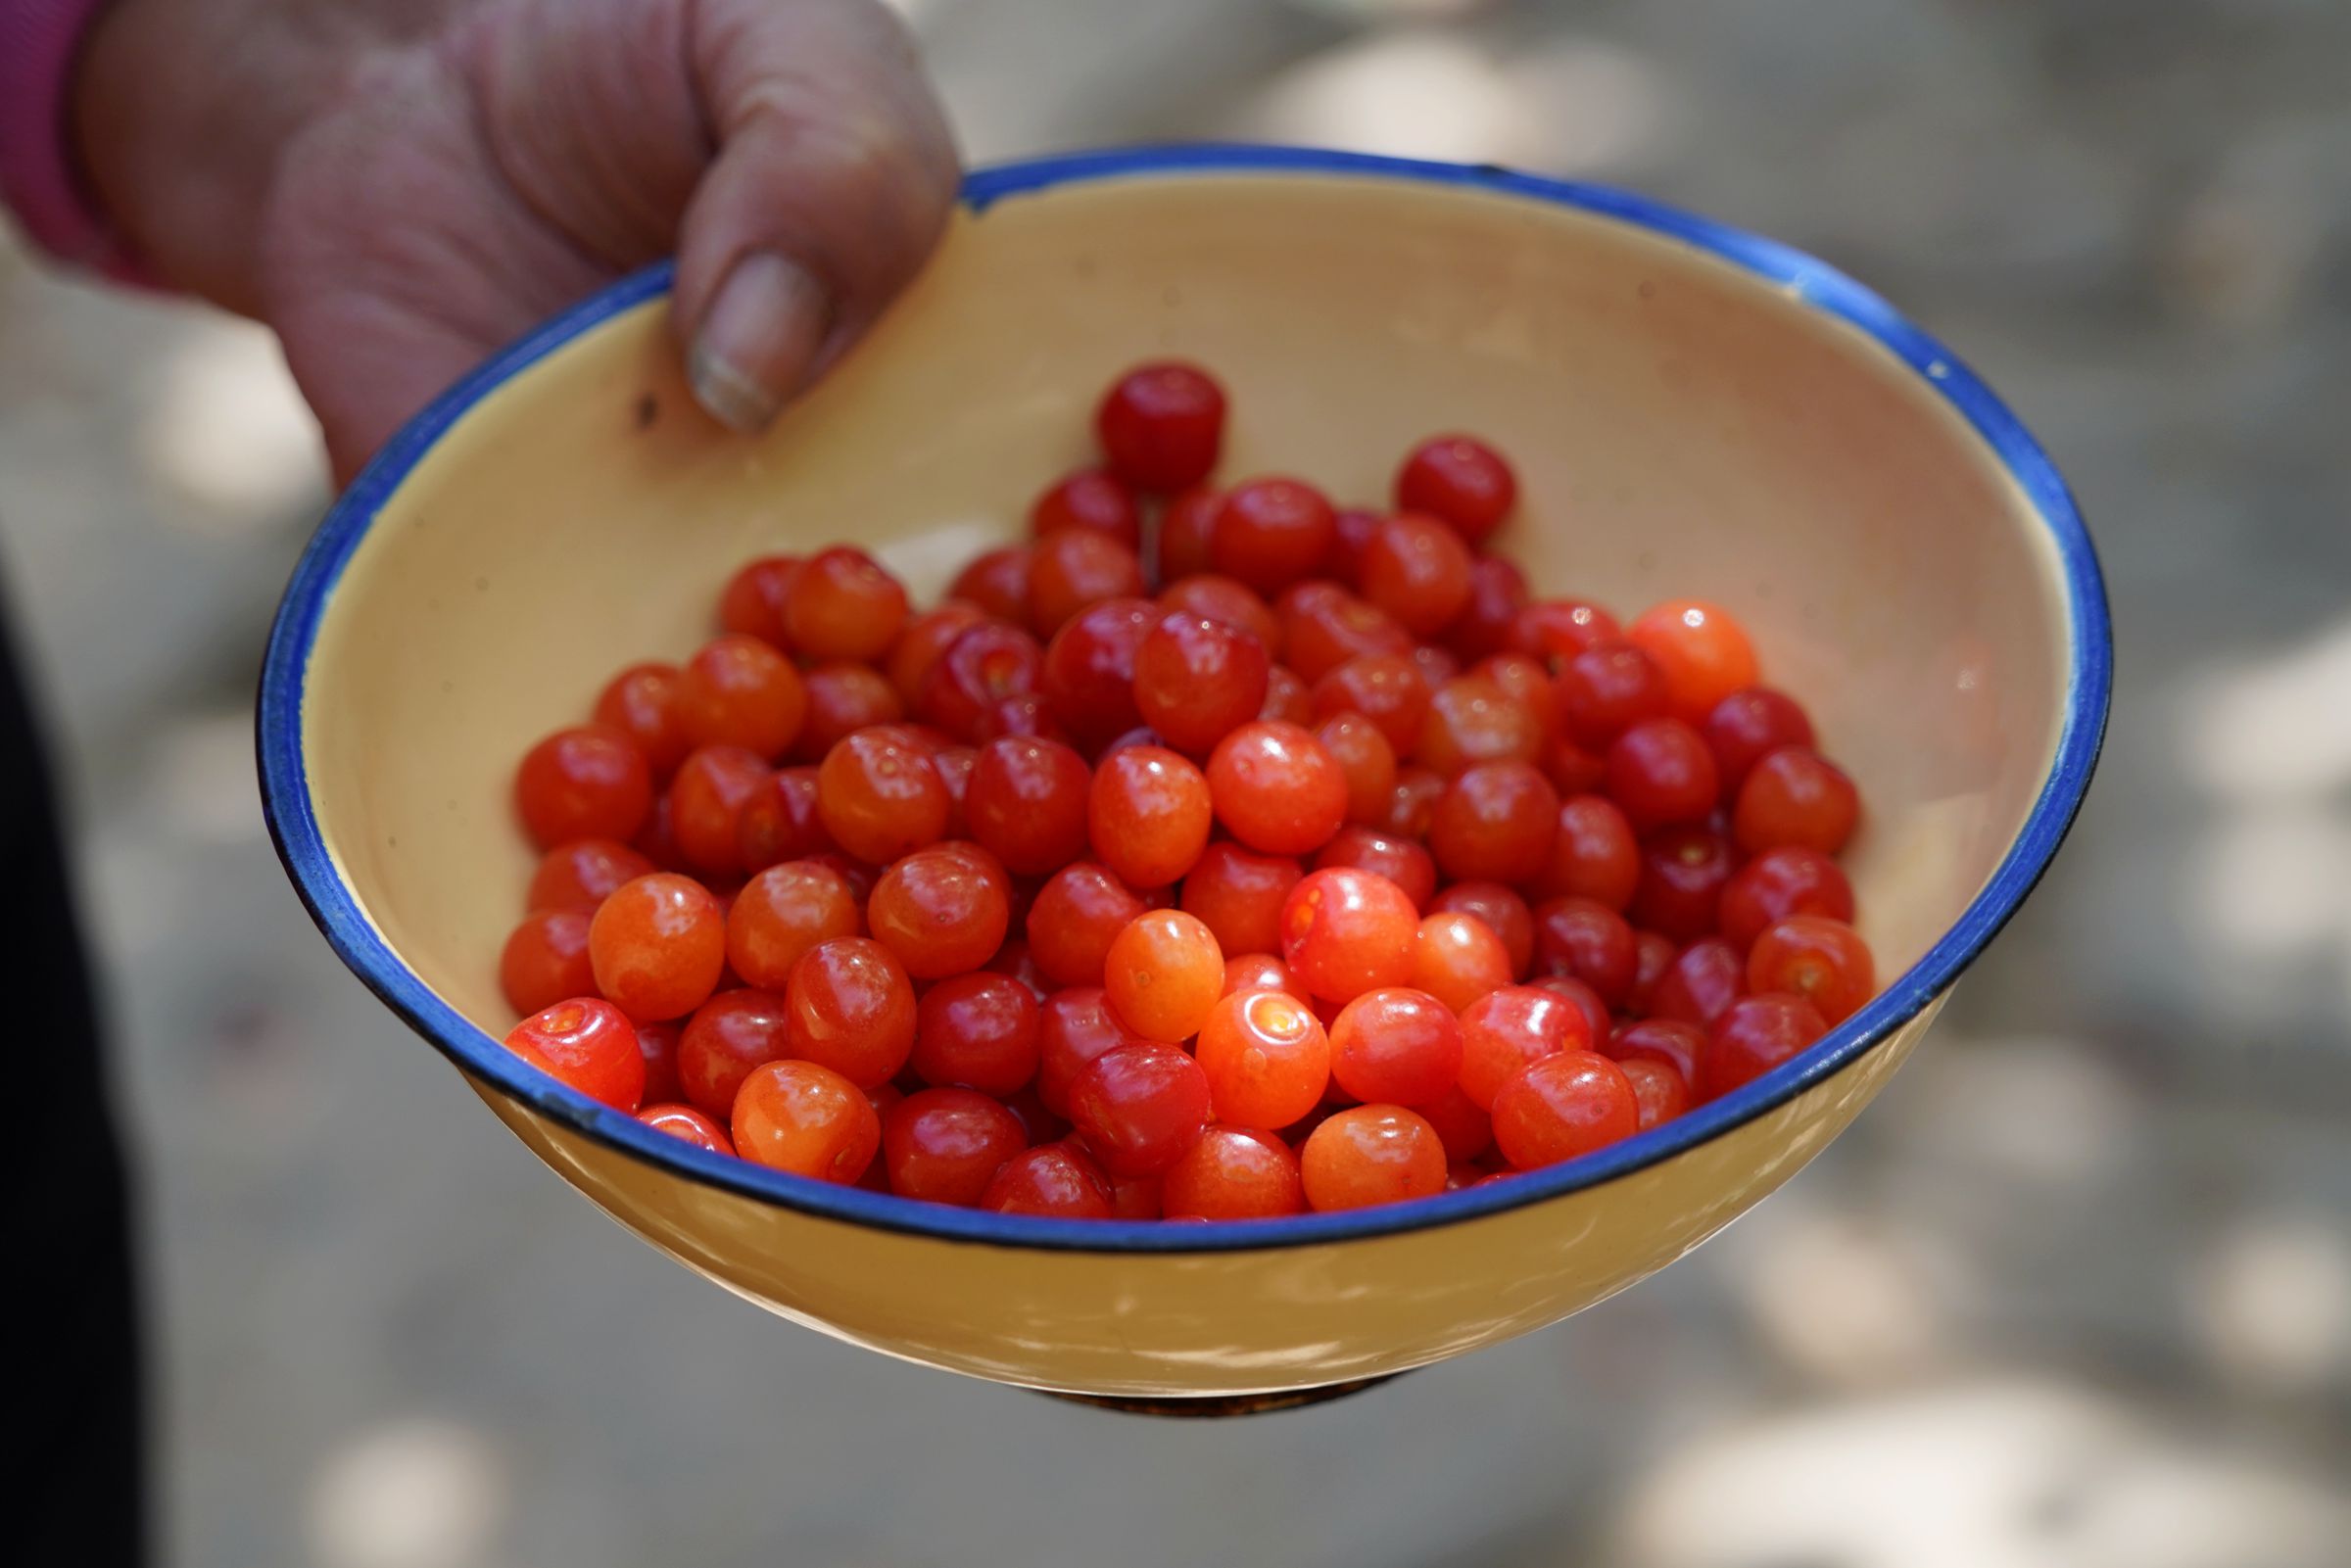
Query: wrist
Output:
[[71, 0, 362, 312]]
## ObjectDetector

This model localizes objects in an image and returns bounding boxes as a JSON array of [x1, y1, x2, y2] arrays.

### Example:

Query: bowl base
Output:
[[1043, 1374, 1398, 1418]]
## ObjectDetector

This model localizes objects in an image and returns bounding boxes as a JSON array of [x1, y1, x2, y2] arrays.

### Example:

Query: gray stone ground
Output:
[[4, 1, 2350, 1564]]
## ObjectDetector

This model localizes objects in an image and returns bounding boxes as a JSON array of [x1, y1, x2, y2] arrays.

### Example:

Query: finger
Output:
[[673, 0, 959, 432]]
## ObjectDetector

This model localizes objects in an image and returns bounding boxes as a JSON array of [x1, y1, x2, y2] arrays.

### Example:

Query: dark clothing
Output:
[[4, 594, 144, 1565]]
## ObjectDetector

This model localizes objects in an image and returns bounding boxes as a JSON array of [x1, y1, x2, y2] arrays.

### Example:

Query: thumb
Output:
[[673, 0, 959, 432]]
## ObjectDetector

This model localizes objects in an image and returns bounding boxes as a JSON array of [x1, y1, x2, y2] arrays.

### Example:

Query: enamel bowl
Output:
[[259, 146, 2109, 1401]]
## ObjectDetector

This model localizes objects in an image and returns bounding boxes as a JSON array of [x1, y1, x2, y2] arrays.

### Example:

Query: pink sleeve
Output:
[[0, 0, 159, 285]]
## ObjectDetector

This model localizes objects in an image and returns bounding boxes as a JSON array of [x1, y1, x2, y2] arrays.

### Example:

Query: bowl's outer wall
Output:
[[288, 167, 2078, 1394]]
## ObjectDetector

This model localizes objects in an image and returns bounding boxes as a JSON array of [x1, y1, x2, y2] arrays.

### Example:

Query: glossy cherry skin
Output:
[[1553, 644, 1667, 750], [1279, 867, 1421, 1003], [1627, 599, 1758, 725], [1160, 572, 1280, 652], [910, 972, 1041, 1097], [1427, 881, 1535, 977], [1630, 827, 1740, 946], [527, 837, 656, 914], [588, 873, 727, 1022], [1300, 1106, 1448, 1211], [716, 553, 800, 646], [1651, 937, 1747, 1028], [1104, 910, 1225, 1044], [816, 728, 949, 866], [515, 724, 652, 849], [790, 661, 904, 763], [1178, 841, 1303, 959], [736, 766, 833, 873], [634, 1018, 683, 1106], [1618, 1058, 1690, 1131], [1703, 992, 1830, 1099], [1096, 361, 1225, 492], [1277, 582, 1413, 688], [1067, 1043, 1213, 1177], [784, 546, 909, 664], [1195, 988, 1331, 1129], [1605, 1018, 1707, 1091], [981, 1143, 1115, 1218], [916, 622, 1045, 741], [1703, 687, 1816, 796], [1313, 652, 1433, 754], [1381, 767, 1448, 841], [963, 736, 1091, 878], [503, 997, 645, 1112], [1444, 556, 1530, 662], [678, 633, 809, 758], [1156, 491, 1224, 584], [666, 744, 770, 877], [1490, 1051, 1638, 1169], [1732, 746, 1861, 856], [1428, 761, 1559, 883], [1357, 512, 1474, 636], [1210, 477, 1339, 594], [1314, 825, 1437, 911], [1511, 598, 1620, 666], [725, 859, 861, 990], [1537, 794, 1641, 911], [500, 910, 595, 1017], [1161, 1127, 1306, 1220], [594, 663, 692, 778], [947, 546, 1033, 624], [1035, 986, 1147, 1117], [1134, 612, 1271, 755], [1259, 665, 1315, 726], [1328, 987, 1463, 1107], [1207, 721, 1349, 856], [1316, 712, 1400, 827], [1718, 845, 1856, 952], [1747, 915, 1876, 1024], [1032, 467, 1142, 549], [1606, 718, 1721, 832], [1628, 929, 1676, 1015], [1088, 744, 1214, 890], [783, 936, 918, 1089], [1028, 862, 1148, 988], [1531, 896, 1638, 1007], [1457, 984, 1593, 1111], [1221, 953, 1301, 999], [1029, 531, 1148, 639], [676, 987, 792, 1118], [1039, 595, 1155, 746], [1414, 677, 1544, 776], [883, 1088, 1030, 1207], [1394, 434, 1516, 544], [888, 603, 988, 706], [866, 845, 1012, 979], [731, 1060, 882, 1183], [1410, 911, 1514, 1015], [638, 1103, 735, 1155]]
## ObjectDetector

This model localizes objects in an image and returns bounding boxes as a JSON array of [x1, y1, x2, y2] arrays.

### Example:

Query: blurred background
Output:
[[4, 0, 2349, 1564]]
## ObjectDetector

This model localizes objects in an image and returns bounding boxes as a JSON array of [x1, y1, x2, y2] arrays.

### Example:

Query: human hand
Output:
[[75, 0, 958, 480]]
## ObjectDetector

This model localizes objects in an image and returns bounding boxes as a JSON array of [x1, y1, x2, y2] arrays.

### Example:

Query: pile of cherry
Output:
[[499, 361, 1870, 1220]]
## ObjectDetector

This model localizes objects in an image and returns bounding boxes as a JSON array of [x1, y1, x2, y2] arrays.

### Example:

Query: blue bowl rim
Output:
[[257, 143, 2112, 1256]]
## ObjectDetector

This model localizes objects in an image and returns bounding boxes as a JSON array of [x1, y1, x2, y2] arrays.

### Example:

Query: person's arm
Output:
[[0, 0, 152, 282], [11, 0, 957, 475]]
